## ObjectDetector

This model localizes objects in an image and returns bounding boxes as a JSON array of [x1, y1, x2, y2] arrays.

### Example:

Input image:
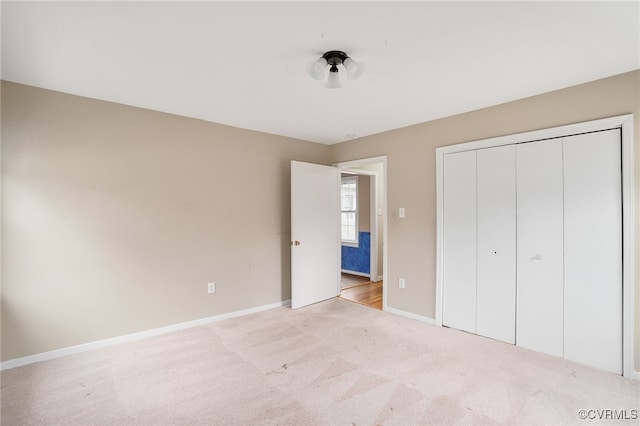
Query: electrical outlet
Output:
[[207, 282, 216, 294], [398, 278, 405, 289]]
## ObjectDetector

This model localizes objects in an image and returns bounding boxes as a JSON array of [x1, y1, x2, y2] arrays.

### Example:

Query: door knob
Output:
[[291, 240, 301, 246]]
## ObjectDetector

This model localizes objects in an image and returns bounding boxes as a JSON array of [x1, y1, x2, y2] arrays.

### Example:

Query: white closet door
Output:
[[563, 130, 622, 374], [516, 139, 564, 357], [476, 145, 516, 344], [443, 150, 477, 333]]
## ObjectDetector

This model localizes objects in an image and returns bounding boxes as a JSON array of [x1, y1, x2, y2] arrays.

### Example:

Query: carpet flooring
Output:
[[1, 298, 638, 425]]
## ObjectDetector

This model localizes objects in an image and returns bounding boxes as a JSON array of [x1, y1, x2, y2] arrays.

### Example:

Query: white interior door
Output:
[[563, 129, 622, 374], [476, 145, 516, 344], [291, 161, 340, 309], [442, 150, 477, 333], [516, 139, 564, 357]]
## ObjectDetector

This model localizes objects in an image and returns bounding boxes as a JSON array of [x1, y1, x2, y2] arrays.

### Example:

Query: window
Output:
[[341, 176, 358, 246]]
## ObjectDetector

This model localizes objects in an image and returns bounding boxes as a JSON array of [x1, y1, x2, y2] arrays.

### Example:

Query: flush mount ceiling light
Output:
[[307, 50, 365, 89]]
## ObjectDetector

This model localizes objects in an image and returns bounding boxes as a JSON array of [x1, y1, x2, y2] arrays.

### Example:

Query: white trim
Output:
[[435, 114, 635, 378], [370, 175, 378, 283], [386, 306, 436, 325], [435, 147, 445, 327], [336, 155, 388, 169], [340, 175, 359, 246], [435, 115, 633, 155], [0, 300, 291, 371], [341, 269, 371, 278], [620, 116, 635, 379], [382, 158, 388, 311]]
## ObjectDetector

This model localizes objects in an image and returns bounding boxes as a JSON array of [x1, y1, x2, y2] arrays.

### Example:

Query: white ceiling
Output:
[[2, 1, 639, 144]]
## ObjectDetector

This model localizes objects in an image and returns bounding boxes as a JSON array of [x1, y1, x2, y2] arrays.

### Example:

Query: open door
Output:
[[291, 161, 340, 309]]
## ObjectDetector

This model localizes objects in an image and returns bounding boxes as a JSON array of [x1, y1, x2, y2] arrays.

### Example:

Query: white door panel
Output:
[[516, 139, 564, 357], [476, 145, 516, 344], [442, 151, 477, 333], [291, 161, 340, 309], [563, 130, 622, 374]]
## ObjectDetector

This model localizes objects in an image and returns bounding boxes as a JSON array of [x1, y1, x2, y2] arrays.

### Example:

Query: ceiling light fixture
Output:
[[307, 50, 364, 89]]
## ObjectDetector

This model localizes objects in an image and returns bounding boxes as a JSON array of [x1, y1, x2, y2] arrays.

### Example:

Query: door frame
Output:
[[435, 114, 635, 378], [334, 156, 388, 311]]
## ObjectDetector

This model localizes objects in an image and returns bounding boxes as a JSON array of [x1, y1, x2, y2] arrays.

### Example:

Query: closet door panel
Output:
[[563, 130, 622, 374], [443, 151, 477, 333], [476, 145, 516, 344], [516, 139, 564, 357]]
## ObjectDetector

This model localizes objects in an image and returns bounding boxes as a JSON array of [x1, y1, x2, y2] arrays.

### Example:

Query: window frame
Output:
[[340, 176, 359, 247]]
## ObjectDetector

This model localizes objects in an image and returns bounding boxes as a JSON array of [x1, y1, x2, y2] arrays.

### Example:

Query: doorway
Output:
[[334, 157, 387, 311], [289, 156, 387, 312]]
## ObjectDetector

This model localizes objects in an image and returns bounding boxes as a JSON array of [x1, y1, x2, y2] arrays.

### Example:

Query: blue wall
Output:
[[341, 231, 370, 275]]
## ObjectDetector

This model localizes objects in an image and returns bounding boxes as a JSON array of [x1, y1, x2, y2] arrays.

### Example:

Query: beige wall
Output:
[[1, 82, 331, 361], [330, 70, 640, 371], [2, 71, 639, 371], [357, 175, 370, 232]]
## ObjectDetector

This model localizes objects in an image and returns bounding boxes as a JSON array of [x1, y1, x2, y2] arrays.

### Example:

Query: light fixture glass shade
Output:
[[343, 57, 357, 73], [344, 57, 365, 80], [307, 57, 327, 80], [325, 67, 342, 89]]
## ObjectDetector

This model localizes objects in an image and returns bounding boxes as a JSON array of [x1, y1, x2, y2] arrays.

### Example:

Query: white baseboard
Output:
[[385, 306, 436, 325], [1, 299, 291, 371], [341, 269, 371, 278]]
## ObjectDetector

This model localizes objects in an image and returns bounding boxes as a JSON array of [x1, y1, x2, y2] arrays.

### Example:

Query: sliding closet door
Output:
[[516, 139, 564, 357], [476, 145, 516, 344], [443, 151, 476, 333], [563, 130, 622, 374]]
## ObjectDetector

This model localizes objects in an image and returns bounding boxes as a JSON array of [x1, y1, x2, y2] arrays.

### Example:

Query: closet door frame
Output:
[[435, 114, 635, 378]]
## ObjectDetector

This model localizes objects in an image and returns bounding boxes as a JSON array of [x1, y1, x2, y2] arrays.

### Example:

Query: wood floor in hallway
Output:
[[339, 274, 382, 310]]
